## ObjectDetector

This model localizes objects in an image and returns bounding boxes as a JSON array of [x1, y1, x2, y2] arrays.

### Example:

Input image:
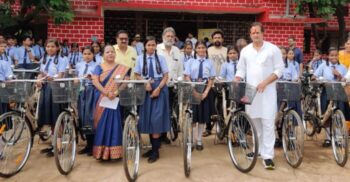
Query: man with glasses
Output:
[[113, 30, 137, 72]]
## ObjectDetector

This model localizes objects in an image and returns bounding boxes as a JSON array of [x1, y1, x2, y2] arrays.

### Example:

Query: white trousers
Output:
[[252, 118, 275, 160]]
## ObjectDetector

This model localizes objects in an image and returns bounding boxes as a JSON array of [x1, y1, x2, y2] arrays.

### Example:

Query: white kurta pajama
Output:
[[236, 41, 284, 160]]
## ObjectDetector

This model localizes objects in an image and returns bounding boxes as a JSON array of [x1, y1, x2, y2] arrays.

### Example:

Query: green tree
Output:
[[294, 0, 349, 49], [0, 0, 74, 38]]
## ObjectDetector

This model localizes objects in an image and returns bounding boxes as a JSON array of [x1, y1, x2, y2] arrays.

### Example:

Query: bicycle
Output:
[[116, 79, 148, 182], [213, 80, 259, 173], [302, 78, 349, 167], [51, 78, 81, 175], [275, 81, 304, 168]]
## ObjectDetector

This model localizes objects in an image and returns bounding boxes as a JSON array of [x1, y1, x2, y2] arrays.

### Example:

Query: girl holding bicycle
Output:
[[313, 47, 349, 147], [0, 40, 14, 115], [76, 46, 98, 156], [135, 36, 170, 163], [184, 41, 216, 151], [36, 39, 69, 157]]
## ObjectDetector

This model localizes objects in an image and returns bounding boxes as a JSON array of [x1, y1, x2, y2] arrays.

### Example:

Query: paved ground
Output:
[[3, 133, 350, 182]]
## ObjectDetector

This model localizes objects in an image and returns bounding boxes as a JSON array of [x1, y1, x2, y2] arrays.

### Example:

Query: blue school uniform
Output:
[[220, 60, 238, 81], [183, 54, 193, 70], [5, 46, 16, 60], [135, 53, 171, 134], [281, 61, 299, 81], [311, 59, 325, 71], [62, 46, 70, 57], [14, 46, 35, 68], [313, 62, 350, 119], [37, 55, 69, 127], [0, 53, 13, 66], [68, 51, 83, 68], [94, 53, 102, 65], [0, 59, 13, 114], [76, 61, 97, 132], [33, 44, 45, 60], [184, 57, 216, 124]]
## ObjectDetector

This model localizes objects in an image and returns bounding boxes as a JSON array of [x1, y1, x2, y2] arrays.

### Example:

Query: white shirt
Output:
[[236, 41, 285, 119], [156, 43, 184, 83]]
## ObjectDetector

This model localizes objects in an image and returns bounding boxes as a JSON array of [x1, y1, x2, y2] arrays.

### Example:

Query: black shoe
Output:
[[274, 139, 282, 148], [161, 136, 171, 144], [40, 146, 53, 154], [263, 159, 275, 170], [142, 150, 153, 158], [78, 147, 89, 155], [46, 151, 54, 157], [148, 153, 159, 163], [196, 144, 203, 151], [322, 139, 331, 148], [202, 131, 211, 137]]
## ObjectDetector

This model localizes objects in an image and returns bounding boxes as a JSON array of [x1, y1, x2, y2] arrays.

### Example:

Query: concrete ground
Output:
[[3, 134, 350, 182]]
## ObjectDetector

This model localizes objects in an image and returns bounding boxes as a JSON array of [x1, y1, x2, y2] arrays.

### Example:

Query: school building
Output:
[[4, 0, 350, 60]]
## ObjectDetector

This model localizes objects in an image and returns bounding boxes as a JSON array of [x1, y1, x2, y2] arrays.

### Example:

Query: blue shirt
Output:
[[0, 60, 13, 81], [94, 53, 102, 65], [183, 54, 193, 70], [40, 55, 69, 77], [134, 54, 169, 79], [68, 52, 83, 66], [14, 46, 34, 65], [62, 46, 70, 57], [33, 45, 45, 60], [0, 53, 13, 65], [135, 42, 144, 56], [314, 62, 347, 81], [220, 60, 238, 81], [311, 59, 325, 71], [76, 61, 98, 77], [5, 46, 16, 60], [281, 61, 299, 81], [184, 57, 216, 80], [292, 47, 303, 65]]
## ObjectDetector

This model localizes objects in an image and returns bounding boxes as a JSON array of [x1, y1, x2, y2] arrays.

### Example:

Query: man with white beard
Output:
[[157, 27, 183, 144]]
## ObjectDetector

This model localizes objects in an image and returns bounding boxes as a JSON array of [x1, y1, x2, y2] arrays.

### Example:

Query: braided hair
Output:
[[142, 36, 162, 76]]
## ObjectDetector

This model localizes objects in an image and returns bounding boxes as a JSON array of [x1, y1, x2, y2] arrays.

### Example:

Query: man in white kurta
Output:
[[235, 22, 284, 170]]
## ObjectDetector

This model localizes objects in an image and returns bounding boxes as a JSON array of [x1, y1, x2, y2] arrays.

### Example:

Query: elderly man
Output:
[[157, 27, 183, 144], [235, 22, 284, 170]]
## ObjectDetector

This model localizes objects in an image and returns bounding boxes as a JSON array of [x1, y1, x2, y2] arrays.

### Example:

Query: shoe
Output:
[[78, 147, 89, 155], [322, 139, 331, 148], [142, 150, 153, 158], [147, 153, 159, 163], [274, 139, 282, 148], [263, 159, 275, 170], [202, 131, 211, 137], [46, 151, 54, 157], [40, 146, 53, 154], [196, 144, 203, 151]]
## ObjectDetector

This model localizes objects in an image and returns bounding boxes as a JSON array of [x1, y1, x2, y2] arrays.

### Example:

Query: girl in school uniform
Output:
[[135, 36, 170, 163], [68, 43, 83, 69], [0, 40, 14, 115], [183, 41, 194, 69], [309, 49, 325, 72], [184, 41, 216, 151], [76, 46, 98, 156], [312, 47, 349, 147], [36, 39, 69, 157], [220, 45, 239, 81], [91, 41, 102, 65]]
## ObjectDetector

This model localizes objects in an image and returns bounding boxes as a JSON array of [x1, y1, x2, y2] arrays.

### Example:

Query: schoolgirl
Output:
[[0, 40, 14, 115], [91, 41, 102, 64], [220, 45, 239, 81], [184, 41, 216, 151], [135, 36, 170, 163], [68, 43, 83, 69]]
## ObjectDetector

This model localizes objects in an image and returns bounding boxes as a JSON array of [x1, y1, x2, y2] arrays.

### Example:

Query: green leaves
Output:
[[294, 0, 350, 19]]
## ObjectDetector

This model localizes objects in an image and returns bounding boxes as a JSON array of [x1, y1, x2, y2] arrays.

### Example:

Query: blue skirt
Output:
[[138, 80, 170, 134], [0, 103, 7, 115], [78, 85, 95, 134], [193, 89, 215, 124], [37, 83, 64, 127], [94, 105, 123, 149]]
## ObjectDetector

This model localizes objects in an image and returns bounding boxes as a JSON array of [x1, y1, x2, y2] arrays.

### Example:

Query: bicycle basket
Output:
[[50, 80, 81, 103], [277, 82, 301, 101], [0, 81, 33, 103], [228, 82, 256, 105], [118, 83, 146, 106], [324, 83, 348, 102], [177, 82, 206, 105]]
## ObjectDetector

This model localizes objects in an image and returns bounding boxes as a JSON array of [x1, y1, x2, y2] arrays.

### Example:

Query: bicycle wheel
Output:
[[302, 95, 317, 136], [215, 116, 226, 141], [0, 111, 33, 177], [168, 113, 179, 142], [331, 109, 348, 167], [227, 111, 258, 173], [53, 111, 77, 175], [281, 110, 304, 168], [183, 112, 192, 177], [122, 115, 140, 182]]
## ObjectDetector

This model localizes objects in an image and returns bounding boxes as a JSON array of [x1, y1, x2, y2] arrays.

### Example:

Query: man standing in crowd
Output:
[[134, 34, 144, 56], [113, 30, 137, 72], [235, 22, 284, 170], [157, 27, 183, 144], [203, 29, 227, 137]]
